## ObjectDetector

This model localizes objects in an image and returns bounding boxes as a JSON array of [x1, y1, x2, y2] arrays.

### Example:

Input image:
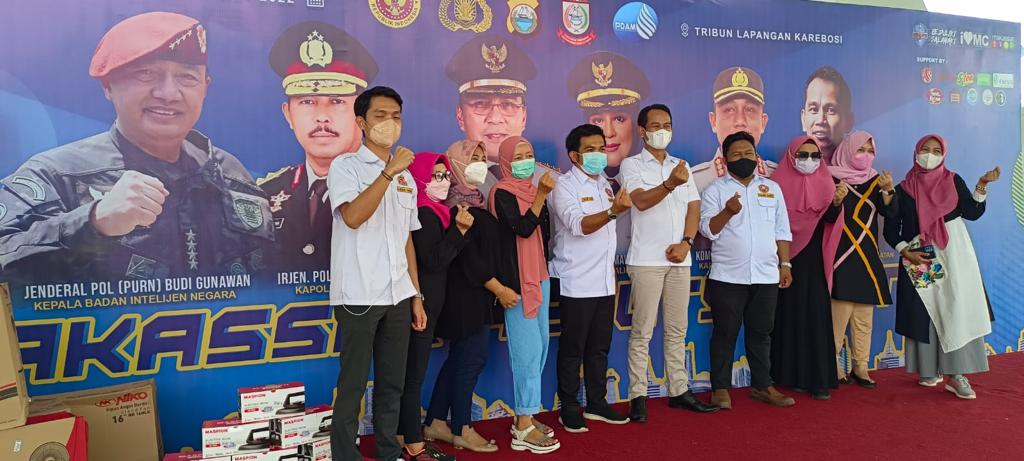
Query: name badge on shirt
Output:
[[581, 196, 594, 202], [397, 186, 413, 194]]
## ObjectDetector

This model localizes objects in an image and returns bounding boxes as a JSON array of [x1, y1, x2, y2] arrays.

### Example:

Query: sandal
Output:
[[454, 434, 499, 453], [510, 424, 560, 454], [423, 424, 455, 444], [510, 419, 554, 437]]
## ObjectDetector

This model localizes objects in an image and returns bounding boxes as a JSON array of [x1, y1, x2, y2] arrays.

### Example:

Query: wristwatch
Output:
[[607, 209, 618, 220], [681, 236, 694, 246], [413, 292, 426, 302], [779, 261, 793, 269]]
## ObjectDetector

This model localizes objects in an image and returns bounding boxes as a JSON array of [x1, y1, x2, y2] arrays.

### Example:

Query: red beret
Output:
[[89, 11, 208, 79]]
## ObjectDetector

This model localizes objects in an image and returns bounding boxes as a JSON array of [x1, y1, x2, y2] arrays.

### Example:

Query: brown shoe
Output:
[[710, 389, 732, 409], [750, 386, 795, 407]]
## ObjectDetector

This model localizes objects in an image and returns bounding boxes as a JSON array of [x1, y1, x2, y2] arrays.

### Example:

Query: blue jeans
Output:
[[424, 325, 491, 436], [504, 279, 551, 415]]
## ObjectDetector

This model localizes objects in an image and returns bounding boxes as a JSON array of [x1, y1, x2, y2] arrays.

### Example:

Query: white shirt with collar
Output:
[[619, 148, 701, 267], [699, 174, 792, 285], [549, 166, 617, 298], [327, 145, 421, 306]]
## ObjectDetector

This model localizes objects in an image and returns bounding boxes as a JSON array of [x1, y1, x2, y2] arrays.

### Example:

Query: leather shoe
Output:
[[668, 390, 719, 413], [629, 396, 647, 423], [710, 389, 732, 410], [850, 372, 876, 389], [750, 386, 796, 407]]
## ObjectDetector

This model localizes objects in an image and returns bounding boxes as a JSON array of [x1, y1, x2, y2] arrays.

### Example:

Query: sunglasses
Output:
[[431, 171, 453, 182], [794, 151, 822, 160]]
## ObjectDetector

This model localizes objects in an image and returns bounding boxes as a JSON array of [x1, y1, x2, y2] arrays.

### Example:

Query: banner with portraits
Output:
[[1, 0, 1021, 451]]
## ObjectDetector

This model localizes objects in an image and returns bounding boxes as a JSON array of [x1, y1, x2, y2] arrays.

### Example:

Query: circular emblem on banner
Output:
[[234, 198, 264, 230], [966, 87, 978, 105], [613, 2, 658, 42], [439, 0, 493, 33], [912, 23, 928, 47], [921, 67, 933, 83], [996, 90, 1007, 106], [927, 88, 943, 105], [508, 1, 538, 35], [564, 2, 589, 35], [982, 88, 994, 106], [369, 0, 421, 29]]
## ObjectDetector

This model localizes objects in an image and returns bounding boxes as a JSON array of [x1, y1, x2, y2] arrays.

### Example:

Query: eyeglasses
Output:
[[465, 100, 525, 116], [431, 171, 453, 182], [794, 151, 822, 160]]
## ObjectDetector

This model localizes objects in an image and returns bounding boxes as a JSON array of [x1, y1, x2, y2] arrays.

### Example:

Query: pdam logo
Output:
[[613, 2, 658, 42]]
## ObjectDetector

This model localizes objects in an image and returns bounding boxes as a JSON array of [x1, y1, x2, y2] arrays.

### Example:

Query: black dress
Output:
[[831, 175, 897, 306], [436, 207, 500, 340], [882, 174, 992, 344], [412, 208, 468, 323], [771, 207, 841, 392]]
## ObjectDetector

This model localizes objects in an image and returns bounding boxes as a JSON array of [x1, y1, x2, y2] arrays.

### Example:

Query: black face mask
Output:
[[727, 157, 757, 178]]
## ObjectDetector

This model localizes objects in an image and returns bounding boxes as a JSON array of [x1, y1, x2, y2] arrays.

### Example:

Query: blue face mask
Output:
[[510, 158, 536, 179], [580, 151, 608, 175]]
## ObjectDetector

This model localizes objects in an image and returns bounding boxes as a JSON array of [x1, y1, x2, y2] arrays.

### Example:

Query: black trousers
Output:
[[332, 300, 411, 461], [397, 302, 440, 444], [706, 280, 778, 391], [424, 325, 491, 435], [556, 295, 615, 408]]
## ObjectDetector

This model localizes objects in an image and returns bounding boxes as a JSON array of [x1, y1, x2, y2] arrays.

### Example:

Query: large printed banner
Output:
[[1, 0, 1022, 451]]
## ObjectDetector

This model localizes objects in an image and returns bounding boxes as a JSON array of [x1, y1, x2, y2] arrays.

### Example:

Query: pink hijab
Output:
[[488, 136, 548, 319], [445, 140, 487, 209], [828, 131, 878, 186], [902, 134, 958, 249], [772, 135, 844, 290], [410, 152, 452, 229]]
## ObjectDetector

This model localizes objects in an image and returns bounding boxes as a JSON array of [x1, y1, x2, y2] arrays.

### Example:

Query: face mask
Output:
[[727, 157, 757, 178], [425, 178, 451, 201], [795, 158, 821, 175], [463, 161, 488, 186], [851, 152, 874, 170], [916, 152, 943, 170], [580, 151, 608, 175], [510, 158, 536, 179], [645, 129, 672, 150], [367, 119, 401, 148]]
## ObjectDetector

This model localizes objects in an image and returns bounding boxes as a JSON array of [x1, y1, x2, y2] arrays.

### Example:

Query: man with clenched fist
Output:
[[0, 12, 274, 282], [699, 131, 794, 410], [327, 86, 427, 461]]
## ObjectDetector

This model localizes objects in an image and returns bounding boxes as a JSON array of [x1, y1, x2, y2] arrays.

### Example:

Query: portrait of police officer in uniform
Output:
[[258, 21, 378, 271], [445, 34, 557, 196], [0, 12, 274, 282], [691, 66, 777, 193]]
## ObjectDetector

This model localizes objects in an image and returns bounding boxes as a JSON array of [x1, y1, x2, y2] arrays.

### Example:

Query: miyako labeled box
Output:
[[201, 418, 273, 458], [239, 382, 305, 422], [270, 404, 332, 448], [32, 379, 162, 461], [0, 283, 29, 431]]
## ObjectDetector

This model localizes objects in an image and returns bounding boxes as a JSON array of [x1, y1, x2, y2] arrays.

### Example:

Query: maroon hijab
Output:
[[902, 134, 957, 249]]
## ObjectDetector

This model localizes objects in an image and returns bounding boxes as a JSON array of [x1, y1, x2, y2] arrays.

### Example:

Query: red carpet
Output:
[[362, 352, 1024, 460]]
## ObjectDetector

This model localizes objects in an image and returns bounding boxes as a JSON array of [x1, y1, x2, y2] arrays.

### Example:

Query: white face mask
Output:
[[916, 152, 943, 170], [795, 158, 821, 175], [645, 129, 672, 150], [463, 161, 488, 186]]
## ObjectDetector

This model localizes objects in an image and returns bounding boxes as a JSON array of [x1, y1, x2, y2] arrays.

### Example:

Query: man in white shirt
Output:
[[699, 131, 794, 409], [327, 86, 428, 461], [619, 104, 719, 423], [550, 124, 633, 433]]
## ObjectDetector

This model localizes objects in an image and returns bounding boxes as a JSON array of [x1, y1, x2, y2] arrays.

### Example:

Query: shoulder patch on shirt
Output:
[[757, 183, 774, 198]]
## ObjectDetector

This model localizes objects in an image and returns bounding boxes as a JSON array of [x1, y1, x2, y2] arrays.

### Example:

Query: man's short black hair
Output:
[[637, 103, 671, 128], [804, 66, 851, 113], [355, 86, 403, 119], [722, 131, 756, 154], [565, 124, 605, 154]]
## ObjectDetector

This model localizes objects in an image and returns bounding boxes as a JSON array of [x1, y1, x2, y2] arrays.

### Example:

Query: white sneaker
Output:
[[944, 375, 977, 399], [918, 376, 943, 387]]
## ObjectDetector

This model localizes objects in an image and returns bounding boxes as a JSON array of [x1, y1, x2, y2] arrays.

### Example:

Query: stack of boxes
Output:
[[165, 382, 333, 461]]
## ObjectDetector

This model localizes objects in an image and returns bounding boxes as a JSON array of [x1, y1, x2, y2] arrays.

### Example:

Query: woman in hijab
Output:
[[884, 135, 999, 399], [490, 136, 560, 454], [399, 152, 472, 461], [421, 140, 517, 453], [827, 131, 897, 388], [769, 136, 843, 400]]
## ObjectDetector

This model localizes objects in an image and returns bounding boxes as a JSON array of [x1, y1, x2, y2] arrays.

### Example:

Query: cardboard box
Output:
[[0, 283, 29, 431], [162, 451, 230, 461], [232, 445, 309, 461], [33, 379, 162, 461], [239, 382, 305, 422], [0, 411, 88, 461], [307, 436, 331, 461], [270, 404, 332, 448], [202, 418, 273, 458]]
